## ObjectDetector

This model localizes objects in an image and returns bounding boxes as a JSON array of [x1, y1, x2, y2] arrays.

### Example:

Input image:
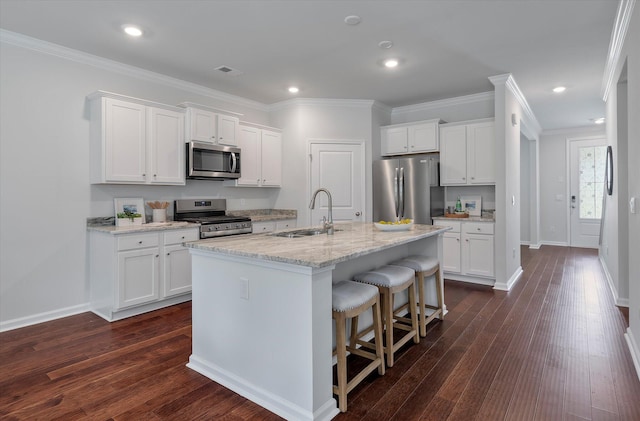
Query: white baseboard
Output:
[[625, 328, 640, 382], [187, 355, 339, 421], [599, 254, 630, 308], [520, 241, 530, 246], [529, 243, 542, 250], [494, 266, 523, 291], [540, 241, 569, 247], [443, 273, 495, 286], [0, 302, 90, 332]]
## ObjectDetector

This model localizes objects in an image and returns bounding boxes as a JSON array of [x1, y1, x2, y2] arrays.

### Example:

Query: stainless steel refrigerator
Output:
[[373, 154, 444, 224]]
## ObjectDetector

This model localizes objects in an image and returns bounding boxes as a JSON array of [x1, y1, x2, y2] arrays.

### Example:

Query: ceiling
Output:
[[0, 0, 618, 131]]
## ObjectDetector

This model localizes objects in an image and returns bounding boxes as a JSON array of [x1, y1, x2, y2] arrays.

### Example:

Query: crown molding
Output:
[[490, 73, 542, 137], [267, 97, 376, 112], [391, 91, 494, 117], [602, 0, 635, 101], [0, 29, 269, 112]]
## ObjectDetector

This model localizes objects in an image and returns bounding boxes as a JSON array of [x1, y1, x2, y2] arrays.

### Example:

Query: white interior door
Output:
[[309, 142, 364, 225], [569, 138, 606, 248]]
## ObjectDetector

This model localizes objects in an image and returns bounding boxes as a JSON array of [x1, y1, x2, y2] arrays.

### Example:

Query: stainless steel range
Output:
[[174, 199, 252, 238]]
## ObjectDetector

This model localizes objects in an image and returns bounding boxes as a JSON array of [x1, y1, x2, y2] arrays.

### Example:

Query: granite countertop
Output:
[[433, 216, 495, 223], [228, 209, 297, 222], [87, 221, 199, 234], [185, 222, 450, 268]]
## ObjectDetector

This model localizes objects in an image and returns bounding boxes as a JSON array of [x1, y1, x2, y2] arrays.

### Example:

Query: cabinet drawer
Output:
[[463, 222, 494, 235], [164, 229, 199, 245], [117, 233, 160, 251], [434, 220, 461, 233]]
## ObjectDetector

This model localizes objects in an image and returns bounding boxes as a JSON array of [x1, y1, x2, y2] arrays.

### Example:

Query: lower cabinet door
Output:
[[164, 244, 192, 297], [462, 234, 494, 277], [117, 248, 160, 309], [443, 232, 462, 273]]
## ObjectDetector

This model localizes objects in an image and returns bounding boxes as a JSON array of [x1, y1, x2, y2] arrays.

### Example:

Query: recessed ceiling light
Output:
[[122, 25, 143, 37], [384, 59, 399, 68], [344, 15, 361, 25], [288, 86, 299, 94], [552, 86, 566, 93], [594, 117, 605, 124], [378, 40, 394, 49]]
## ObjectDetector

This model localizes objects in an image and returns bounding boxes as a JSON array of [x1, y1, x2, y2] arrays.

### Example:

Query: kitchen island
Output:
[[185, 222, 449, 420]]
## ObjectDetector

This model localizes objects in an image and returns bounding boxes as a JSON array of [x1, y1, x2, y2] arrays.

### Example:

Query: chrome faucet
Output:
[[309, 188, 334, 234]]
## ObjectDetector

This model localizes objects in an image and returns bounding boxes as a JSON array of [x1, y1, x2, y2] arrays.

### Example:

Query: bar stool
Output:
[[353, 265, 420, 367], [391, 255, 444, 337], [332, 280, 385, 412]]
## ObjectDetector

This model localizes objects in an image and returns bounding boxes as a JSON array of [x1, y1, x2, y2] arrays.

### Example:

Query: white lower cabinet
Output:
[[251, 219, 296, 233], [90, 227, 198, 321], [434, 219, 494, 281], [276, 219, 297, 230]]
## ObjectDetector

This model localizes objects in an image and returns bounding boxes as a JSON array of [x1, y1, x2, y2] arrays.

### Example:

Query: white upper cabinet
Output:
[[148, 107, 185, 184], [227, 124, 282, 188], [440, 119, 495, 186], [381, 119, 441, 156], [260, 130, 282, 187], [188, 108, 217, 142], [89, 92, 185, 185], [185, 106, 239, 146]]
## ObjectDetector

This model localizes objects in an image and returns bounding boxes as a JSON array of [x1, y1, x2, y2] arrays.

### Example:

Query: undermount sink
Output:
[[270, 228, 341, 238]]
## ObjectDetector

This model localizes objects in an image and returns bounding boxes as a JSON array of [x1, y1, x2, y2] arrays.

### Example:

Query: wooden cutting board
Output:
[[444, 212, 469, 218]]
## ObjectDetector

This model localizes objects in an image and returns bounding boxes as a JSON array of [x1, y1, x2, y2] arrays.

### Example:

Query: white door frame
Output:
[[307, 139, 366, 226], [566, 135, 607, 248]]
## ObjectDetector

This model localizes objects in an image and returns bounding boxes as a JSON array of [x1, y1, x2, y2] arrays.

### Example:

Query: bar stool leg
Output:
[[408, 282, 420, 344], [416, 270, 427, 337], [382, 289, 395, 367], [334, 312, 348, 412], [372, 299, 385, 375]]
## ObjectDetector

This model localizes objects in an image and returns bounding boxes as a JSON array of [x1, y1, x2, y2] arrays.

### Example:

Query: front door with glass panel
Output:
[[569, 138, 606, 248]]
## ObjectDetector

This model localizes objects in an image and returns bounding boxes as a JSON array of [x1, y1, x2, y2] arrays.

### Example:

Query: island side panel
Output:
[[187, 250, 338, 421]]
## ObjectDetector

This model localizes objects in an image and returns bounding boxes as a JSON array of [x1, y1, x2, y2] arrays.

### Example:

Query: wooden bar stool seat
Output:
[[332, 280, 385, 412], [353, 265, 420, 367], [390, 255, 444, 337]]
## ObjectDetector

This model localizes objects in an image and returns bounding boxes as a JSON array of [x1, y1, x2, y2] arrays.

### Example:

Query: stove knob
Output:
[[214, 226, 220, 230]]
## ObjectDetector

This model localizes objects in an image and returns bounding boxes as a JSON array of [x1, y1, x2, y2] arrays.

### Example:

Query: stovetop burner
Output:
[[174, 198, 253, 238]]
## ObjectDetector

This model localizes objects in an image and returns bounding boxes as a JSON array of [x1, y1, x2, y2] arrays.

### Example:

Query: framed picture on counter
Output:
[[114, 197, 145, 226], [461, 196, 481, 217]]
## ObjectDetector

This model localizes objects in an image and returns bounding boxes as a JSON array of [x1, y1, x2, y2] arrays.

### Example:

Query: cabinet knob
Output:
[[411, 145, 415, 148], [142, 173, 146, 177], [181, 236, 185, 239], [138, 241, 143, 244], [457, 238, 460, 242], [263, 179, 266, 183], [211, 136, 216, 139], [155, 254, 159, 258], [462, 177, 466, 180], [471, 177, 475, 180], [404, 146, 408, 149], [167, 252, 170, 256], [466, 239, 469, 242], [477, 228, 481, 231]]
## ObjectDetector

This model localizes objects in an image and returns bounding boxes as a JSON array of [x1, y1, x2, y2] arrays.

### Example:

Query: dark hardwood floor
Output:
[[1, 246, 639, 420]]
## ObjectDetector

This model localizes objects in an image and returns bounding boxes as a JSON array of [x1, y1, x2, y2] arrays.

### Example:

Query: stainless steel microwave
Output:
[[186, 141, 241, 180]]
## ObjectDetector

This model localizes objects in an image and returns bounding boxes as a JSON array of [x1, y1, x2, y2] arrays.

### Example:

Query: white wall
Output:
[[0, 38, 277, 328], [521, 135, 531, 243], [491, 76, 523, 290], [538, 126, 606, 246], [601, 0, 639, 362], [390, 92, 494, 125], [269, 100, 375, 224]]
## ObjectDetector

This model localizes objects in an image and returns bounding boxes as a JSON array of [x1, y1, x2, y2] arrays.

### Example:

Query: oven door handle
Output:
[[230, 152, 237, 173]]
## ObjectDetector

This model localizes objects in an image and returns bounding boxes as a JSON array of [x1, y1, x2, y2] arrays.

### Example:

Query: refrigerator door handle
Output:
[[399, 167, 405, 218], [394, 167, 399, 218]]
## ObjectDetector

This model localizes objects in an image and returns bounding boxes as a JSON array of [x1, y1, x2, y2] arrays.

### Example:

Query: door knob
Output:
[[355, 212, 361, 216]]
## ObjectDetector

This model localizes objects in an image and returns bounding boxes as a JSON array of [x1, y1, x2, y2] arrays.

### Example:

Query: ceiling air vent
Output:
[[214, 65, 244, 76]]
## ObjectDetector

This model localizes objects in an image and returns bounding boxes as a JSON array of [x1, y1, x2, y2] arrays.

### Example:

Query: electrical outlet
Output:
[[512, 248, 516, 258], [240, 277, 249, 300]]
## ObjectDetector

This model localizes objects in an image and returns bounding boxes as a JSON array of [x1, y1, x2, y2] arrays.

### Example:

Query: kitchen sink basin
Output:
[[270, 228, 341, 238]]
